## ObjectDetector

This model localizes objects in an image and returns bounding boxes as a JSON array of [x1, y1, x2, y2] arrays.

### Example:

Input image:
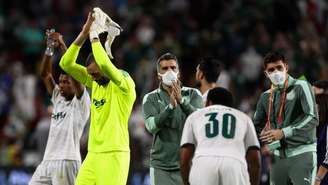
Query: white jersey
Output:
[[181, 105, 259, 166], [43, 86, 90, 161]]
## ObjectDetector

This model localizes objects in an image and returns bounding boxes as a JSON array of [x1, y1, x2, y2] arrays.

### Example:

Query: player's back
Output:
[[187, 105, 256, 165]]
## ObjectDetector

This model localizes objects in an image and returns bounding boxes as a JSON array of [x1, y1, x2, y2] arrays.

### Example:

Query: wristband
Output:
[[89, 31, 99, 41], [315, 176, 323, 181]]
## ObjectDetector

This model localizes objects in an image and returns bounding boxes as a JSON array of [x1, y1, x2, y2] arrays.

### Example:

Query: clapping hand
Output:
[[171, 81, 182, 103], [81, 12, 95, 36]]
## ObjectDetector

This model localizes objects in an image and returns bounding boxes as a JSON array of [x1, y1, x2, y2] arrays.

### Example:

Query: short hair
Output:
[[156, 53, 178, 72], [207, 87, 234, 107], [198, 58, 221, 83], [315, 94, 328, 126], [263, 51, 287, 69], [58, 68, 75, 82]]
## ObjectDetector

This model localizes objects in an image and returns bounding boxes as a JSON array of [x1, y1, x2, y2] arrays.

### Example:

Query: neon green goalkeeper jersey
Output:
[[60, 42, 136, 152]]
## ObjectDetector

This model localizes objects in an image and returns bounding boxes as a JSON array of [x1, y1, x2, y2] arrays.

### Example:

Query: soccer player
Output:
[[29, 31, 90, 185], [180, 87, 261, 185], [195, 58, 221, 103], [254, 51, 318, 185], [59, 13, 136, 185], [142, 53, 203, 185]]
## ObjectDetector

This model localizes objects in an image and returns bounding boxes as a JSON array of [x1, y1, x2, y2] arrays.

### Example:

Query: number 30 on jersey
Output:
[[205, 112, 236, 139]]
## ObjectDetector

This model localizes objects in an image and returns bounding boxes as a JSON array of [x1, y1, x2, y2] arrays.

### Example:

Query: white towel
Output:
[[90, 7, 123, 59]]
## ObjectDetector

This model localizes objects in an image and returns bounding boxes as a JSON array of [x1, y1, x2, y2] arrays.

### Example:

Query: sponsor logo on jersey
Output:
[[51, 111, 67, 120], [93, 98, 106, 108]]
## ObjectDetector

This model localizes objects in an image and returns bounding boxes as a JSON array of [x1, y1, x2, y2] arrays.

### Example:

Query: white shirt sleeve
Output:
[[244, 117, 260, 150], [76, 88, 91, 122], [180, 114, 196, 147], [51, 85, 60, 104]]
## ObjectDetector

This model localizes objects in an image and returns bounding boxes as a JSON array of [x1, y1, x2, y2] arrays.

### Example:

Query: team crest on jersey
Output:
[[52, 112, 67, 120], [93, 98, 106, 108]]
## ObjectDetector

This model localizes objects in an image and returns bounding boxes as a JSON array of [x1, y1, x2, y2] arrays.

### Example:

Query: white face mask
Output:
[[267, 70, 286, 86], [158, 70, 179, 86]]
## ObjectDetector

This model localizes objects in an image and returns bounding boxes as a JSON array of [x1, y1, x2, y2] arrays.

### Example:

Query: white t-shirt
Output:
[[43, 86, 90, 161], [181, 105, 260, 166]]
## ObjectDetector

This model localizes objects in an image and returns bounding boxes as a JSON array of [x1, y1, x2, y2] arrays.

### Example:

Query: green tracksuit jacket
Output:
[[254, 75, 319, 157], [142, 86, 203, 170]]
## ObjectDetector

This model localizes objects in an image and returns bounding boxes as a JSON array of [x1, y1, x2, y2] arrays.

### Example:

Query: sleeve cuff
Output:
[[282, 127, 293, 138], [91, 41, 102, 47]]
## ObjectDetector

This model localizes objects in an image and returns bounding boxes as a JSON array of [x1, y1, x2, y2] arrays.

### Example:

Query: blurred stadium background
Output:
[[0, 0, 328, 184]]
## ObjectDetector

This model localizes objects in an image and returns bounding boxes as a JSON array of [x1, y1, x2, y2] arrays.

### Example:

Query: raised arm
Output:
[[40, 31, 67, 95], [59, 13, 94, 88], [89, 39, 133, 93]]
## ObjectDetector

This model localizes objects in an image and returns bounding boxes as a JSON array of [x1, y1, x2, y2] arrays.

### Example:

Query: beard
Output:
[[96, 77, 110, 85]]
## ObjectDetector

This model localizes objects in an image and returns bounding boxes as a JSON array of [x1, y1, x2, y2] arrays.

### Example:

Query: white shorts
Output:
[[29, 160, 80, 185], [189, 156, 250, 185]]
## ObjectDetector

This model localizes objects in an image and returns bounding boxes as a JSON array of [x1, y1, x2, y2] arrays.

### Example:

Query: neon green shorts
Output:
[[75, 151, 130, 185]]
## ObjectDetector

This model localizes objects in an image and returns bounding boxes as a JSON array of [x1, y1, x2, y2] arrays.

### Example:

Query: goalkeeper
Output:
[[59, 11, 136, 185]]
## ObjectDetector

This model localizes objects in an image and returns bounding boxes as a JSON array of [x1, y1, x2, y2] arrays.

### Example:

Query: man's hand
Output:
[[170, 91, 177, 108], [81, 12, 95, 36], [314, 180, 321, 185], [73, 12, 95, 46], [46, 32, 67, 51], [260, 129, 284, 143], [171, 81, 182, 103]]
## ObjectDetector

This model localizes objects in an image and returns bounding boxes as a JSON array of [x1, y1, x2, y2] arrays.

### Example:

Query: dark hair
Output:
[[263, 51, 287, 69], [58, 67, 68, 75], [57, 68, 76, 83], [86, 53, 94, 66], [198, 58, 221, 83], [156, 53, 178, 72], [313, 80, 328, 92], [316, 94, 328, 126], [207, 87, 234, 107]]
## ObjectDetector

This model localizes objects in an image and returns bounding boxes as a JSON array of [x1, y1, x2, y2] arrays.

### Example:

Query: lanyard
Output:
[[265, 80, 288, 129]]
